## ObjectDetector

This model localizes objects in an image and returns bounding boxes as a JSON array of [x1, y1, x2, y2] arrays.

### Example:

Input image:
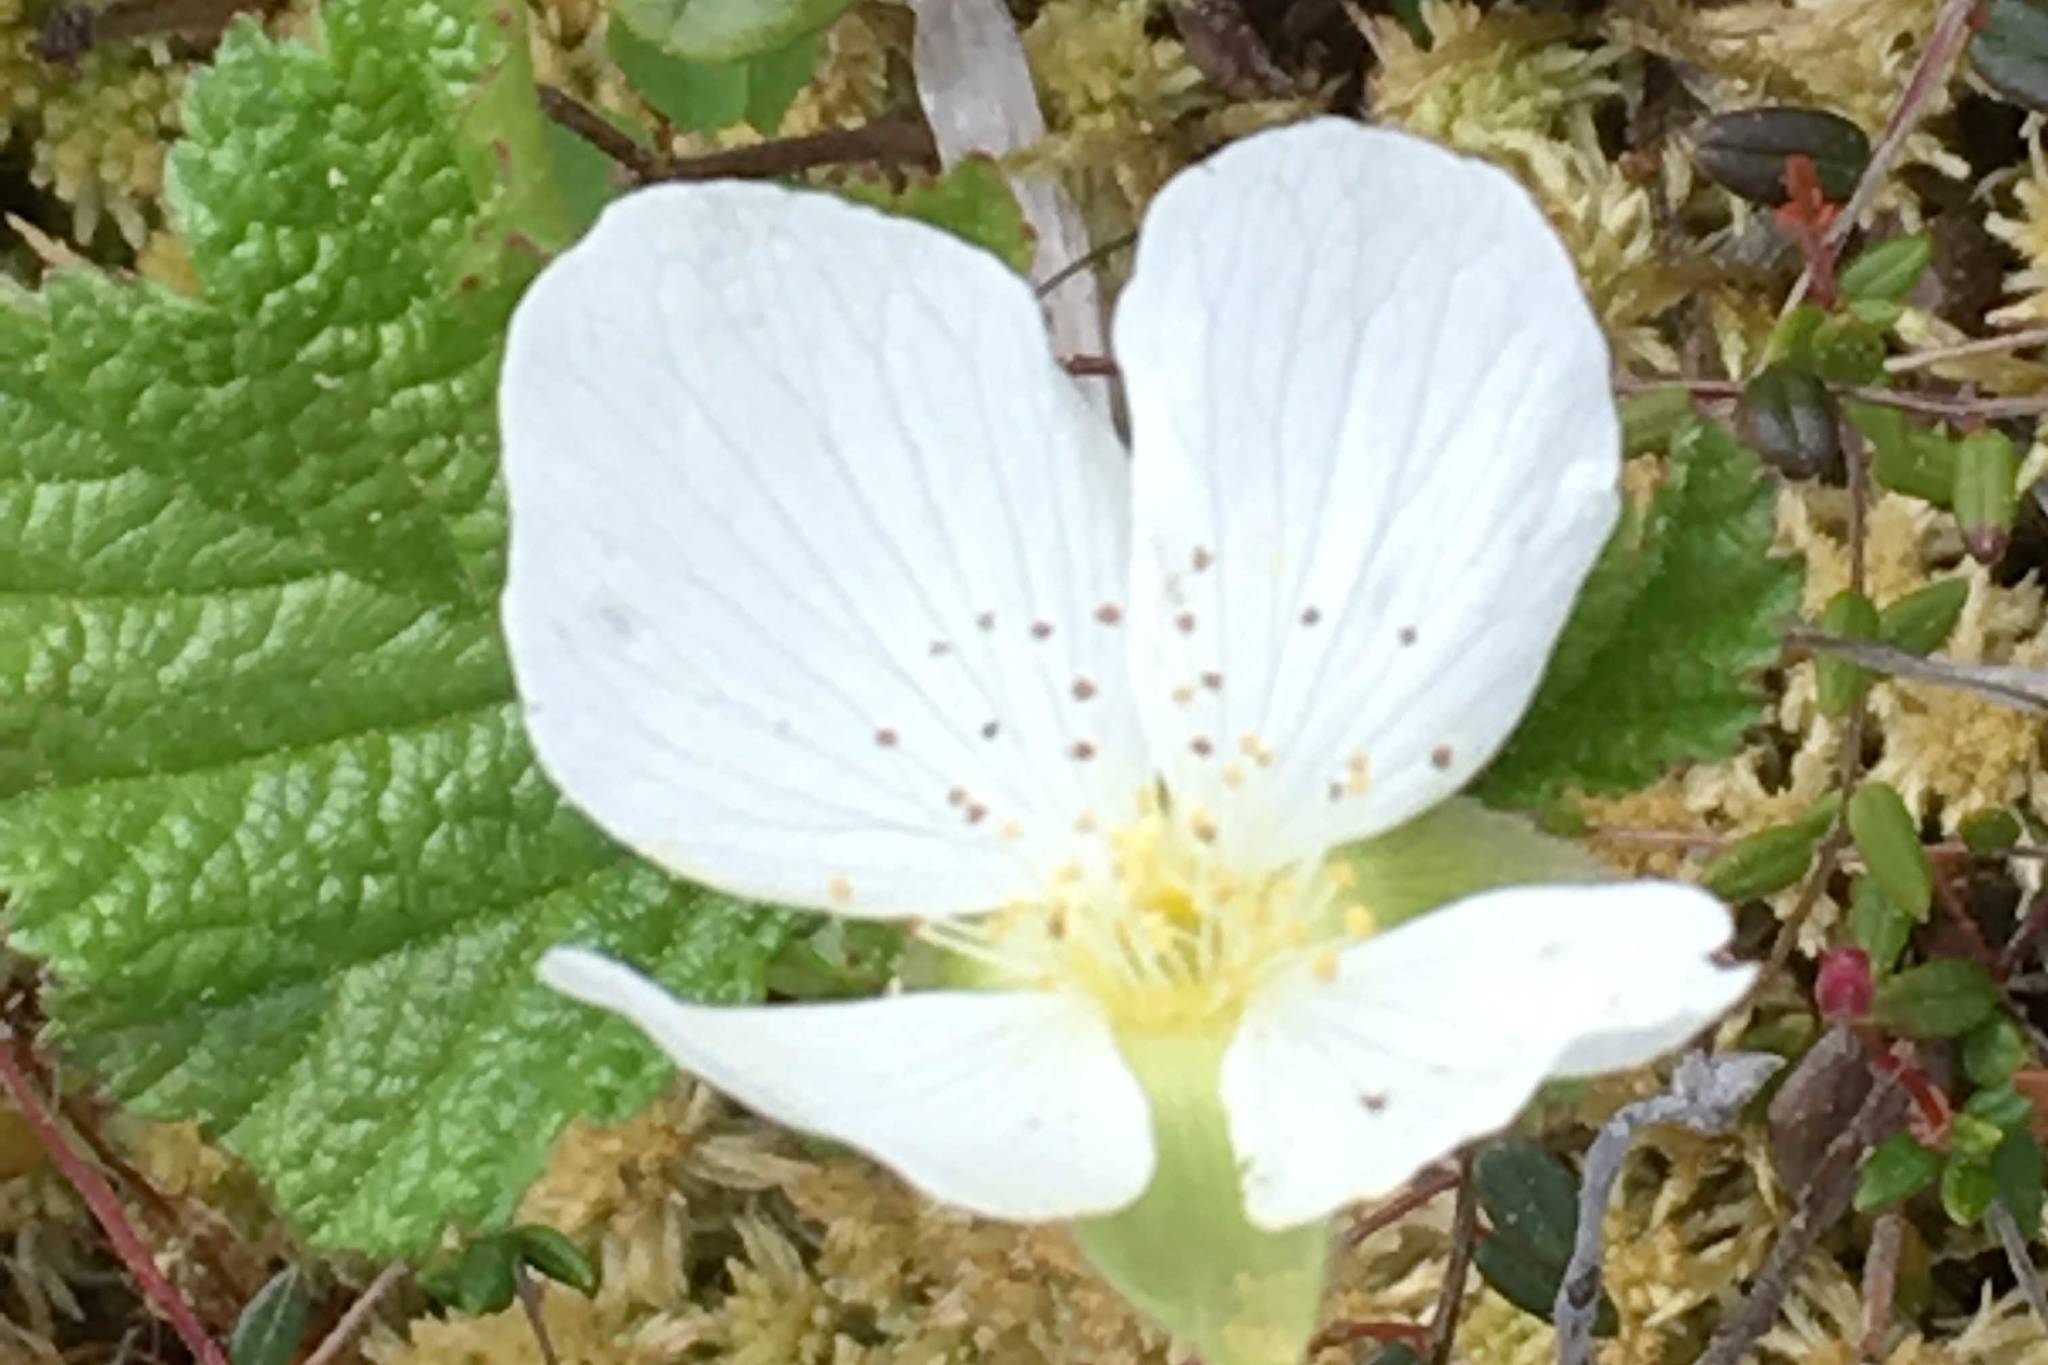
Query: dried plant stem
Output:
[[1990, 1200, 2048, 1330], [514, 1267, 563, 1365], [0, 1027, 230, 1365], [1826, 0, 1986, 251], [1696, 1068, 1905, 1365], [1617, 374, 2048, 420], [1343, 1161, 1462, 1249], [1885, 325, 2048, 372], [1787, 629, 2048, 713], [302, 1262, 409, 1365], [538, 87, 939, 185], [1428, 1152, 1479, 1365], [1037, 231, 1138, 299], [1860, 1212, 1903, 1362]]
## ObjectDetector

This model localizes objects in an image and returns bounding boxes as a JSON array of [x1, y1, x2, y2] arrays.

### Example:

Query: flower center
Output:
[[922, 793, 1378, 1031]]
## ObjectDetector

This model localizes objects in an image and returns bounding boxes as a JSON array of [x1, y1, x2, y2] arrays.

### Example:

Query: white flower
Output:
[[500, 118, 1754, 1359]]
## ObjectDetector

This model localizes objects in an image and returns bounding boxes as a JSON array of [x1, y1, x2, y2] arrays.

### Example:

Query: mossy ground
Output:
[[4, 0, 2048, 1361]]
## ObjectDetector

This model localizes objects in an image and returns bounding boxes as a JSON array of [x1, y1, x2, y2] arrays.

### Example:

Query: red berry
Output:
[[1816, 947, 1875, 1020]]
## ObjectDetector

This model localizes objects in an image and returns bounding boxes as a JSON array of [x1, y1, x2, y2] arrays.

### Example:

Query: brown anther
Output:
[[1431, 745, 1454, 769], [1360, 1092, 1388, 1113], [1095, 603, 1123, 625], [1191, 737, 1214, 757], [980, 720, 1000, 740], [1399, 625, 1418, 646], [947, 786, 967, 807], [1301, 606, 1322, 627], [874, 728, 898, 748], [929, 640, 951, 657], [1069, 740, 1097, 761], [976, 611, 996, 631], [1175, 611, 1197, 633], [965, 802, 989, 824], [1200, 671, 1223, 691], [1328, 781, 1345, 801], [1072, 677, 1097, 701], [1192, 546, 1214, 571], [1032, 621, 1053, 640]]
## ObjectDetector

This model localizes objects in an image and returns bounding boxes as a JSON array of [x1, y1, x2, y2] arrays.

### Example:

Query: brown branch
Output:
[[1696, 1064, 1906, 1365], [513, 1267, 563, 1365], [1786, 629, 2048, 714], [1342, 1161, 1462, 1249], [1616, 374, 2048, 420], [539, 85, 939, 186], [0, 1027, 230, 1365], [1885, 325, 2048, 373], [1860, 1212, 1903, 1363], [1166, 0, 1293, 99], [1825, 0, 1987, 250], [1428, 1152, 1479, 1365], [1061, 354, 1121, 378], [302, 1263, 409, 1365]]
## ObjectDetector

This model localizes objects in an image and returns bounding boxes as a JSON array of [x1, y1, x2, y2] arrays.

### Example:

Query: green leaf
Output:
[[608, 20, 819, 135], [0, 0, 792, 1256], [615, 0, 851, 65], [1699, 825, 1818, 902], [1855, 1132, 1943, 1211], [1964, 1018, 2030, 1089], [842, 160, 1037, 275], [1839, 234, 1933, 303], [512, 1224, 600, 1294], [422, 1234, 521, 1315], [1479, 419, 1801, 806], [228, 1267, 311, 1365], [1992, 1130, 2045, 1235], [1847, 783, 1932, 920], [1872, 960, 2000, 1039], [1879, 579, 1969, 656], [1975, 0, 2048, 115], [1474, 1141, 1579, 1268], [1849, 877, 1915, 974], [1816, 590, 1879, 716], [1941, 1156, 2000, 1225]]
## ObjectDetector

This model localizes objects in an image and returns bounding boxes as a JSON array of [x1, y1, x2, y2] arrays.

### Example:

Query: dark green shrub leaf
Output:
[[1942, 1156, 2000, 1225], [1964, 1018, 2031, 1088], [1873, 960, 2000, 1039], [1739, 364, 1841, 481], [1975, 0, 2048, 114], [512, 1224, 600, 1295], [1696, 107, 1869, 204]]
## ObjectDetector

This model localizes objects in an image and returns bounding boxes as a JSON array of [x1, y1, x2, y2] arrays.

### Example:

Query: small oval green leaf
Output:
[[1941, 1156, 2000, 1225], [229, 1267, 311, 1365], [1817, 589, 1880, 715], [1849, 877, 1915, 974], [1847, 783, 1932, 920], [1839, 235, 1933, 303], [1873, 959, 2000, 1039], [512, 1224, 600, 1295], [615, 0, 852, 65], [1953, 429, 2019, 565], [1962, 807, 2025, 854], [1474, 1140, 1580, 1269], [1701, 825, 1819, 902], [1740, 364, 1841, 481], [1964, 1017, 2031, 1088], [1878, 578, 1969, 656], [1855, 1132, 1943, 1212]]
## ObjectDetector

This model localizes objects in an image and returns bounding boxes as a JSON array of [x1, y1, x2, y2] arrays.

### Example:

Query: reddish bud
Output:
[[1816, 947, 1875, 1020]]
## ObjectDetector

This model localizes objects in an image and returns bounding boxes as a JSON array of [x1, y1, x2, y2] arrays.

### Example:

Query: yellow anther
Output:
[[1345, 905, 1376, 937]]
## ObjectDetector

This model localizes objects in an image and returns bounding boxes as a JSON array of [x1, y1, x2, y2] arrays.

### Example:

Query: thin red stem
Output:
[[0, 1028, 230, 1365]]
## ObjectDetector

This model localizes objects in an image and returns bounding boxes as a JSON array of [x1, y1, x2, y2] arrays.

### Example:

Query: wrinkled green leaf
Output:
[[1480, 420, 1801, 806], [0, 0, 792, 1256], [843, 159, 1037, 275]]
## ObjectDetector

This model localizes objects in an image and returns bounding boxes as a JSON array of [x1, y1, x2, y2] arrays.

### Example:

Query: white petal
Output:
[[541, 948, 1155, 1220], [501, 183, 1147, 917], [1115, 120, 1620, 864], [1218, 882, 1752, 1229]]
